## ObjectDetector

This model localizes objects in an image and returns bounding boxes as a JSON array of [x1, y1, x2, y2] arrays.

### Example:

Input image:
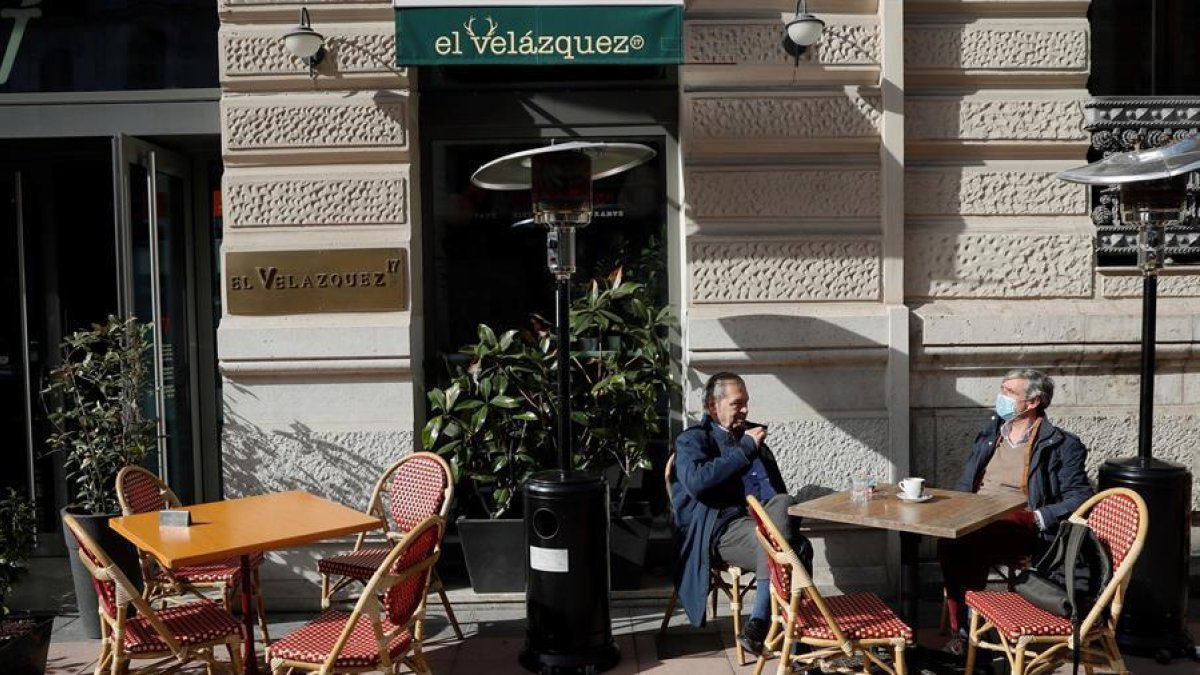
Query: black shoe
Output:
[[737, 618, 769, 654]]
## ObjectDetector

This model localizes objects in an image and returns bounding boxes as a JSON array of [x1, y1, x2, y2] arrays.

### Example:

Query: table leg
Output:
[[899, 531, 919, 629], [240, 553, 260, 675]]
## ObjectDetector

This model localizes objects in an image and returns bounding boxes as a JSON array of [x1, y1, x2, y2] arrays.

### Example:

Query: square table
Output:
[[789, 484, 1025, 630], [110, 490, 384, 675]]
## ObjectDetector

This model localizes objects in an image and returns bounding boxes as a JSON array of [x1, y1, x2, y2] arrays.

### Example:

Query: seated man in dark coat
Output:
[[939, 368, 1094, 653], [670, 372, 812, 653]]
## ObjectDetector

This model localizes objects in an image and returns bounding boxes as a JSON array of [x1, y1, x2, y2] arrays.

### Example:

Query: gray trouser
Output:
[[716, 493, 814, 621]]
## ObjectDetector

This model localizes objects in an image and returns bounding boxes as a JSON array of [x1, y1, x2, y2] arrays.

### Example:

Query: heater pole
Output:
[[555, 274, 572, 474], [1138, 272, 1157, 462]]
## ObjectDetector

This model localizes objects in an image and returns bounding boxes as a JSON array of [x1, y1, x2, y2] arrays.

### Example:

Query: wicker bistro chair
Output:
[[115, 465, 271, 646], [659, 453, 756, 666], [963, 488, 1149, 675], [746, 495, 912, 675], [317, 452, 462, 640], [268, 515, 446, 675], [63, 513, 245, 675]]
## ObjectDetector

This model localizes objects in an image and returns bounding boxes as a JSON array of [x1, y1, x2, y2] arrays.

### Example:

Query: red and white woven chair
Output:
[[317, 452, 462, 640], [116, 465, 272, 646], [268, 515, 446, 675], [747, 495, 911, 675], [659, 453, 756, 665], [964, 488, 1148, 675], [63, 513, 245, 675]]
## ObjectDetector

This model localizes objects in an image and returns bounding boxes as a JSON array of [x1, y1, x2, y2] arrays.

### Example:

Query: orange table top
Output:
[[109, 490, 383, 568], [789, 484, 1026, 539]]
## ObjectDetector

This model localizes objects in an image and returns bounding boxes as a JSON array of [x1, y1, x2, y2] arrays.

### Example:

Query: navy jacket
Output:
[[670, 415, 788, 627], [955, 414, 1094, 546]]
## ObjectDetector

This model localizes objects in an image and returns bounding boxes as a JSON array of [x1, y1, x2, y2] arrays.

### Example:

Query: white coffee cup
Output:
[[898, 477, 925, 499]]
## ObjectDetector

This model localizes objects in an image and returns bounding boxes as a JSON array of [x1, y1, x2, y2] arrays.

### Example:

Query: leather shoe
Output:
[[737, 618, 769, 655]]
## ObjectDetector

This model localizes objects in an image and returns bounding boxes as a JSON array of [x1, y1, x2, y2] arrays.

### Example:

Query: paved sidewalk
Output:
[[43, 593, 1199, 675]]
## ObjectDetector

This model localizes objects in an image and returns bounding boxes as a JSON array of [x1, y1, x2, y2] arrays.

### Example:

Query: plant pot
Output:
[[457, 517, 526, 593], [62, 508, 142, 639], [610, 512, 652, 591], [0, 611, 55, 675]]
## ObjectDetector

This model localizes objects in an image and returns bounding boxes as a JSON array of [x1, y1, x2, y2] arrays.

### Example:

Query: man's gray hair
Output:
[[703, 372, 746, 408], [1003, 368, 1055, 411]]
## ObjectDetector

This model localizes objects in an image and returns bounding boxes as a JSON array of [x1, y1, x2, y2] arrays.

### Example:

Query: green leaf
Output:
[[489, 395, 520, 409]]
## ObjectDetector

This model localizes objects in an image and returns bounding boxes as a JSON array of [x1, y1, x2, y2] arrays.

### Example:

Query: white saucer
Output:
[[897, 493, 933, 503]]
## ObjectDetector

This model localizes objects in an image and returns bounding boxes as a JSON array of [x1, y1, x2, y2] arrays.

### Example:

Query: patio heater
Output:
[[471, 141, 655, 674], [1058, 137, 1197, 663]]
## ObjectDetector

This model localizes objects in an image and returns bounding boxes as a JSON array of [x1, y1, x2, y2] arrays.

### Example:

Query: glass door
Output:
[[116, 137, 196, 500], [0, 172, 37, 504]]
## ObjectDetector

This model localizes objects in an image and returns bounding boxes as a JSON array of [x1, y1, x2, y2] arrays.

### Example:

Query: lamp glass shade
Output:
[[284, 27, 324, 60], [785, 14, 825, 47], [1118, 176, 1188, 223]]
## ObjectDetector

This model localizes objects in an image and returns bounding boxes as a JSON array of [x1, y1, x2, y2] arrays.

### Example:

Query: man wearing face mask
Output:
[[937, 368, 1093, 653], [669, 372, 812, 655]]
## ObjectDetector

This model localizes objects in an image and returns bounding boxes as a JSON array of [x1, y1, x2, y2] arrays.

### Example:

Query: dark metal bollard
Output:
[[519, 470, 620, 674], [1098, 457, 1194, 663]]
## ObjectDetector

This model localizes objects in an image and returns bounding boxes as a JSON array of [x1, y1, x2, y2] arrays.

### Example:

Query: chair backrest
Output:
[[1075, 487, 1148, 635], [116, 465, 182, 515], [747, 495, 849, 644], [62, 514, 180, 651], [663, 453, 675, 511], [385, 452, 453, 532], [380, 515, 445, 624]]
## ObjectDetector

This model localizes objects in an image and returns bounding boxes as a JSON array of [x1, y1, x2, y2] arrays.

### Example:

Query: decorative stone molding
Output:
[[686, 20, 878, 65], [765, 418, 892, 501], [905, 168, 1086, 216], [687, 169, 880, 219], [906, 232, 1093, 298], [905, 24, 1087, 71], [1101, 273, 1200, 298], [689, 237, 881, 302], [688, 93, 882, 140], [906, 98, 1087, 141], [224, 170, 407, 227], [1086, 97, 1200, 154], [222, 25, 400, 78], [223, 92, 408, 151]]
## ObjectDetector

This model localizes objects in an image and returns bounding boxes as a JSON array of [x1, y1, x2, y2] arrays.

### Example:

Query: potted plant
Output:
[[0, 488, 54, 675], [423, 324, 557, 592], [569, 267, 677, 589], [42, 315, 155, 637]]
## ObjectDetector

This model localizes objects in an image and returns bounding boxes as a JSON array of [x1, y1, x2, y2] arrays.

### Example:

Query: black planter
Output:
[[610, 513, 652, 591], [0, 612, 55, 675], [62, 508, 142, 639], [458, 517, 526, 593]]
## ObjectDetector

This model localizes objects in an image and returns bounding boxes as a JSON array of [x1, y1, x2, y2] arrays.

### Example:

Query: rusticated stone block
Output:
[[689, 94, 882, 139], [1102, 274, 1200, 298], [223, 93, 408, 150], [906, 168, 1087, 216], [223, 426, 414, 503], [906, 98, 1087, 141], [760, 418, 892, 500], [222, 26, 399, 77], [688, 169, 880, 219], [224, 171, 407, 227], [906, 232, 1093, 298], [690, 238, 881, 302], [905, 25, 1088, 71], [687, 21, 878, 65]]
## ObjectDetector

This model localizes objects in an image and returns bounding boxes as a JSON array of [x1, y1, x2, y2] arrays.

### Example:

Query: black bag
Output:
[[1012, 520, 1112, 674]]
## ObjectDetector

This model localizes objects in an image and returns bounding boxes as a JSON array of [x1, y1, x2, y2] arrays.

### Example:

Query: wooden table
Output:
[[110, 490, 383, 675], [789, 484, 1025, 629]]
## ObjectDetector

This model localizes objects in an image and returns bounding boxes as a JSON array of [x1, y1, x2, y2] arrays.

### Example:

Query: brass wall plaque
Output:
[[226, 248, 408, 315]]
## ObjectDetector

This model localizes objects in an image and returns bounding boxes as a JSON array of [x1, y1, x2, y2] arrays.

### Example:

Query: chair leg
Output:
[[964, 608, 980, 675], [939, 587, 950, 635], [227, 640, 243, 674], [773, 627, 794, 675], [431, 570, 464, 640], [730, 568, 745, 665], [320, 572, 332, 610], [660, 589, 678, 633], [894, 642, 907, 675], [1012, 637, 1028, 675], [253, 568, 271, 645]]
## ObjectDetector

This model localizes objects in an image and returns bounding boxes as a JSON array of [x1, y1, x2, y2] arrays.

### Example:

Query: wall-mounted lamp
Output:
[[283, 8, 325, 76], [781, 0, 825, 60]]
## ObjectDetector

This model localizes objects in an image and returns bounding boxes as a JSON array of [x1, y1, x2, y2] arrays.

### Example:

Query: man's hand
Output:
[[745, 425, 767, 449]]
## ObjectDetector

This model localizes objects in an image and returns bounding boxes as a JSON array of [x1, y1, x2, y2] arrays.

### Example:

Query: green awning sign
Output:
[[393, 1, 683, 66]]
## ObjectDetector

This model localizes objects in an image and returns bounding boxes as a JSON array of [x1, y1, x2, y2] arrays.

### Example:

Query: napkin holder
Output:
[[159, 509, 192, 527]]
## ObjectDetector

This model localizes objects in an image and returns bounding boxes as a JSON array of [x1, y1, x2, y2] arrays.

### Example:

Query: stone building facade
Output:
[[216, 0, 1199, 602]]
